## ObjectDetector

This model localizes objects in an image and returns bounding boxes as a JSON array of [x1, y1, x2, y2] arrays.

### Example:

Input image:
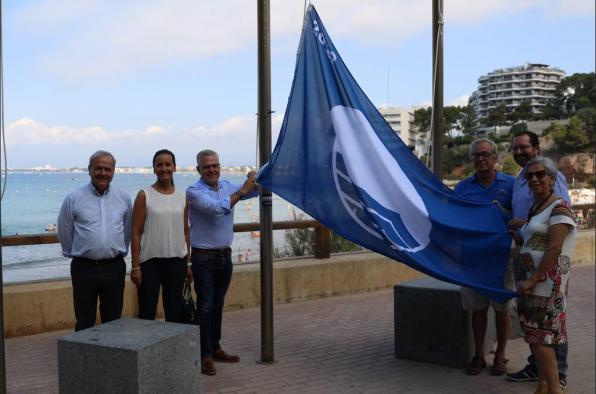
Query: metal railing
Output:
[[2, 204, 593, 257], [1, 220, 332, 259]]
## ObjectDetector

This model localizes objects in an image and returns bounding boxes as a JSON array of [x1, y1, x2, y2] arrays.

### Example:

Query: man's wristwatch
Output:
[[234, 190, 245, 199]]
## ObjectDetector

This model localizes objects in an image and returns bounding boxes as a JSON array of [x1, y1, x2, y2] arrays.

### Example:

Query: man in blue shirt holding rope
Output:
[[455, 139, 515, 377]]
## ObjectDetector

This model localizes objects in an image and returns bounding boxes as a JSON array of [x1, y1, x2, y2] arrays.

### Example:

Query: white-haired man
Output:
[[455, 138, 515, 376], [58, 150, 132, 331]]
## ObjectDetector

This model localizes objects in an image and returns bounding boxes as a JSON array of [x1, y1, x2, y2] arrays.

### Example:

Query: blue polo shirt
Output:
[[454, 171, 515, 218]]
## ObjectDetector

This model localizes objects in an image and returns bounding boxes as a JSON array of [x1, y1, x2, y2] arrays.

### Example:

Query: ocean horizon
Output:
[[1, 171, 303, 283]]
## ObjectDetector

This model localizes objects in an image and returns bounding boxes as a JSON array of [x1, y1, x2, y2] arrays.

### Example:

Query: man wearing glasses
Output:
[[187, 149, 258, 376], [455, 139, 515, 377], [507, 131, 571, 390]]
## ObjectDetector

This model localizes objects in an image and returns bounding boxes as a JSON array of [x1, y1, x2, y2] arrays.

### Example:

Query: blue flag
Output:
[[258, 5, 516, 302]]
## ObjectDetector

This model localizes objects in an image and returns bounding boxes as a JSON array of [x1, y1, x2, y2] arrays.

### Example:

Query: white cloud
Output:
[[6, 114, 285, 167], [415, 100, 432, 108], [14, 0, 100, 30], [145, 125, 167, 135], [13, 0, 593, 83], [7, 118, 110, 145], [447, 94, 470, 107], [543, 0, 595, 16]]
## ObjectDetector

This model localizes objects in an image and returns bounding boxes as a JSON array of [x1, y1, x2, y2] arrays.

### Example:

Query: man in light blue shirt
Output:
[[187, 149, 258, 376], [506, 131, 571, 391], [57, 150, 132, 331], [455, 139, 515, 377]]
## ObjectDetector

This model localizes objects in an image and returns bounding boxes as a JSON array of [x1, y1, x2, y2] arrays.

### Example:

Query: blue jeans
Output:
[[192, 251, 233, 359], [527, 341, 568, 377]]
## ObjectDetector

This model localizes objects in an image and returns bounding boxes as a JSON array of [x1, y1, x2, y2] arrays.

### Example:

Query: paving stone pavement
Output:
[[5, 264, 594, 394]]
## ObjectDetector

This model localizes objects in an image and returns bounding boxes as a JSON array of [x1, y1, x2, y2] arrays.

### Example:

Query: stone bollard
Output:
[[58, 318, 201, 394]]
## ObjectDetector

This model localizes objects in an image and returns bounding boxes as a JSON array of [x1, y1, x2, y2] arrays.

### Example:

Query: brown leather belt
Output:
[[192, 247, 231, 255]]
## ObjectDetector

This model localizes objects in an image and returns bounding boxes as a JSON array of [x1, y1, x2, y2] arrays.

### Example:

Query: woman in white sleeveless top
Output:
[[130, 149, 191, 322]]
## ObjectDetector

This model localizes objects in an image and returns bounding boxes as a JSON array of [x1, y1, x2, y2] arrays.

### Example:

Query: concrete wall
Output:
[[574, 229, 595, 265], [3, 230, 594, 338], [2, 252, 424, 338]]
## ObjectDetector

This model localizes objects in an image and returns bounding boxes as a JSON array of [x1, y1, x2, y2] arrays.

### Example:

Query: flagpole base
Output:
[[256, 359, 276, 365]]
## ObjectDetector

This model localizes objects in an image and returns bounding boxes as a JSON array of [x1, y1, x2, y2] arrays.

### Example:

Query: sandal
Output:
[[490, 357, 508, 376], [533, 386, 548, 394], [465, 356, 487, 375]]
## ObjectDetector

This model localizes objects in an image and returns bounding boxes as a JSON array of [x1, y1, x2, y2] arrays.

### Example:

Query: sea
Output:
[[1, 171, 305, 284]]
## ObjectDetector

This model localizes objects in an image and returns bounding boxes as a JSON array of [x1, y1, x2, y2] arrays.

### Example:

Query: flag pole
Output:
[[257, 0, 274, 363], [432, 0, 444, 178], [0, 0, 8, 390], [0, 244, 5, 394]]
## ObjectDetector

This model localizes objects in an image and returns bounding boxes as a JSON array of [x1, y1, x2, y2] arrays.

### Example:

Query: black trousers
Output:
[[138, 257, 187, 322], [70, 256, 126, 331]]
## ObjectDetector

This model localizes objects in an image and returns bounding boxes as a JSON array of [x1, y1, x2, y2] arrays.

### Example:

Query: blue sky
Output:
[[3, 0, 595, 168]]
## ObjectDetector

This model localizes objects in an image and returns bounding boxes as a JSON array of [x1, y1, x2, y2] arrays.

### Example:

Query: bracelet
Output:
[[131, 266, 140, 271], [187, 262, 192, 267]]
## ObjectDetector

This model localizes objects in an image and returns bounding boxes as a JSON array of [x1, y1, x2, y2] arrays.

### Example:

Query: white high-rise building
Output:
[[378, 105, 424, 156], [469, 63, 565, 122]]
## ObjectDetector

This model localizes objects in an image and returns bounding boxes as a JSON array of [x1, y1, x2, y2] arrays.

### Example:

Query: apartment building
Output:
[[469, 63, 565, 123], [378, 105, 425, 156]]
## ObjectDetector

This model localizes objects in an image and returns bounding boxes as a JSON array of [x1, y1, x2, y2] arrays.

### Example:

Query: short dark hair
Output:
[[512, 130, 539, 147], [152, 149, 176, 166], [152, 149, 176, 186]]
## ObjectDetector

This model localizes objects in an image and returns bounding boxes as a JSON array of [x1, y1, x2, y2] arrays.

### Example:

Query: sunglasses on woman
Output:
[[524, 170, 547, 180]]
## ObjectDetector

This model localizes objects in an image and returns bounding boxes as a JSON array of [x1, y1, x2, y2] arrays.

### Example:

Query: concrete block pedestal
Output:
[[394, 277, 521, 369], [394, 277, 472, 368], [58, 318, 201, 394]]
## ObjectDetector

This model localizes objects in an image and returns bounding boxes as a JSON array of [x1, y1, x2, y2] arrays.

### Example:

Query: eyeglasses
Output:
[[200, 163, 220, 170], [524, 170, 547, 180], [472, 151, 495, 159]]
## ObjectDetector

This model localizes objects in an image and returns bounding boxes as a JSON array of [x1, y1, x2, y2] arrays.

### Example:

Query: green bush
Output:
[[274, 209, 363, 258]]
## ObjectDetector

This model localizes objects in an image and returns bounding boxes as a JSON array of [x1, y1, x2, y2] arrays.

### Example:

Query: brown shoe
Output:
[[213, 348, 240, 363], [201, 357, 216, 375]]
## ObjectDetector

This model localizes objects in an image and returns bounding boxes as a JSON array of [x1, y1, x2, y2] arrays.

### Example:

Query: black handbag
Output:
[[181, 280, 200, 325]]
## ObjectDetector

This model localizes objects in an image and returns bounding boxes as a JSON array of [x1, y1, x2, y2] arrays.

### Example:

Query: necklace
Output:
[[527, 191, 554, 221]]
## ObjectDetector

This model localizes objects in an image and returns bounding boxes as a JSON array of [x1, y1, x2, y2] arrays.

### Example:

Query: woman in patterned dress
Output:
[[514, 157, 576, 394]]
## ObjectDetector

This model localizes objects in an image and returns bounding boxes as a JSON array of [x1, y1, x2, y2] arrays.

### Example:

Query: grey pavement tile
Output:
[[5, 264, 595, 394]]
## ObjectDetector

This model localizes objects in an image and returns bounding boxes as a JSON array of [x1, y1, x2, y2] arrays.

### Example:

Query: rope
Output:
[[303, 0, 310, 17], [1, 0, 8, 201], [425, 0, 444, 169], [255, 113, 260, 169]]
